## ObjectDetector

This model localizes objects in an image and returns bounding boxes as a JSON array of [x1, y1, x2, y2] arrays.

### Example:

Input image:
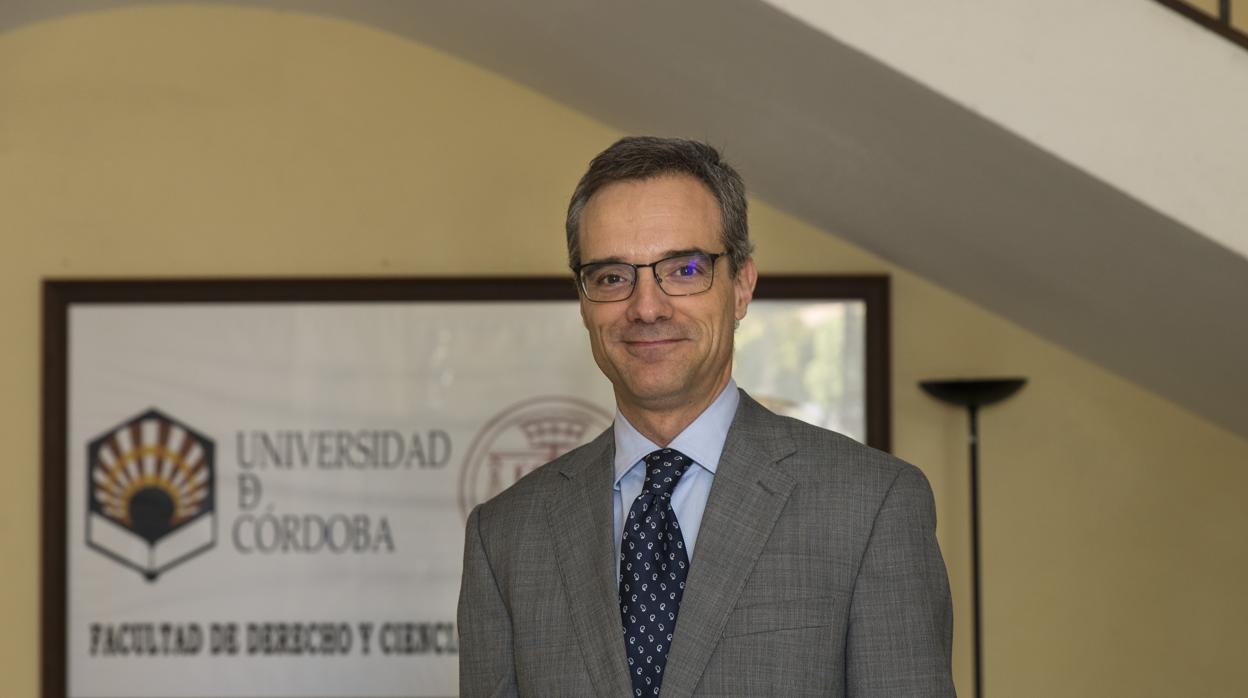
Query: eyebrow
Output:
[[581, 248, 710, 266]]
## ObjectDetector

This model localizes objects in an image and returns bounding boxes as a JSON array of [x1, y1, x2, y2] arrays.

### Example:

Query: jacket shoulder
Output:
[[740, 391, 929, 495]]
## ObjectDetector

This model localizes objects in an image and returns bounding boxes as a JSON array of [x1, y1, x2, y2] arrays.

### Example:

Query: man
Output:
[[459, 136, 955, 697]]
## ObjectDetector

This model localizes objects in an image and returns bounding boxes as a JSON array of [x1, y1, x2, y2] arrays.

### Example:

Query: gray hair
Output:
[[565, 136, 753, 275]]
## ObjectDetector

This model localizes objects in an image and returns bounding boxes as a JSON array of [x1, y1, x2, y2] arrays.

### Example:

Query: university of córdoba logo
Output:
[[459, 397, 612, 518], [86, 408, 216, 581]]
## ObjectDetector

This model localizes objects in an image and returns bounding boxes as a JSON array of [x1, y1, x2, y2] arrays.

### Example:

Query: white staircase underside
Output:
[[7, 0, 1247, 438]]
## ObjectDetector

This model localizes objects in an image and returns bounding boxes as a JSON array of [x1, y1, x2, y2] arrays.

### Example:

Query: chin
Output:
[[622, 379, 691, 409]]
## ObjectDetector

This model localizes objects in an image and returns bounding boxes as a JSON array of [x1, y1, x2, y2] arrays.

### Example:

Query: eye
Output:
[[665, 255, 710, 279], [587, 265, 632, 288]]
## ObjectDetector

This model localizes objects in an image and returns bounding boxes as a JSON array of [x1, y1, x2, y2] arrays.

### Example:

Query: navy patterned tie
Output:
[[620, 448, 691, 697]]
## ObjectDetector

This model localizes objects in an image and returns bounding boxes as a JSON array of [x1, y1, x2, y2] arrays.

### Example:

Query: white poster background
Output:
[[66, 299, 864, 698]]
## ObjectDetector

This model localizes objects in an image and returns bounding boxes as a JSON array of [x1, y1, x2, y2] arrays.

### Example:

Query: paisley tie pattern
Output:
[[619, 448, 691, 697]]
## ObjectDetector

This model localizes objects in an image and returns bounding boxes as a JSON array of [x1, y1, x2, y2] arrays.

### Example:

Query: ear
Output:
[[732, 257, 757, 321]]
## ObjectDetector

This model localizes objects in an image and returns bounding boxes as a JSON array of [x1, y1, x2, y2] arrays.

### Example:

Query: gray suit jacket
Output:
[[458, 391, 955, 697]]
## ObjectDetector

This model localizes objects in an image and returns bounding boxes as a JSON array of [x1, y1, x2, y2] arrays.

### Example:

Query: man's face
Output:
[[577, 174, 756, 416]]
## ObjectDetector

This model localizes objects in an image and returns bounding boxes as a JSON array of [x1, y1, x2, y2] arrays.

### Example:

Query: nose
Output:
[[625, 269, 674, 324]]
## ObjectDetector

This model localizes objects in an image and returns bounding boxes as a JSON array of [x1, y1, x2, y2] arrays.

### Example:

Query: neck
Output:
[[617, 380, 730, 447]]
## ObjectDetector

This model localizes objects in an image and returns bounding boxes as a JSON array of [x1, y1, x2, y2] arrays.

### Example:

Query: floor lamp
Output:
[[920, 377, 1026, 698]]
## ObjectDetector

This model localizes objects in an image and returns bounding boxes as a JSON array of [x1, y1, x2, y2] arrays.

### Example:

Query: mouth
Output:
[[620, 337, 687, 357], [624, 338, 682, 346]]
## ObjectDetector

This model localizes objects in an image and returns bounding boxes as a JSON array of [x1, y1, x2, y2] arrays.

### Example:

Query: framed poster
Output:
[[41, 275, 888, 698]]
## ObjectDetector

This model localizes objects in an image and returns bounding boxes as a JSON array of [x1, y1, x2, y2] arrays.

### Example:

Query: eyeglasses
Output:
[[575, 252, 725, 303]]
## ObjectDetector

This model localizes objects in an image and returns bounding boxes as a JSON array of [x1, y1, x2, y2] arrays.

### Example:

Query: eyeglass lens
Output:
[[580, 253, 716, 302]]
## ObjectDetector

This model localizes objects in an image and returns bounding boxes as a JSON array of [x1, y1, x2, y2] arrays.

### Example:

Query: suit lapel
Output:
[[546, 430, 634, 697], [660, 393, 797, 698]]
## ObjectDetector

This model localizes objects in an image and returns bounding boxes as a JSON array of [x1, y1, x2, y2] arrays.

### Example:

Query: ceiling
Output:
[[6, 0, 1247, 439]]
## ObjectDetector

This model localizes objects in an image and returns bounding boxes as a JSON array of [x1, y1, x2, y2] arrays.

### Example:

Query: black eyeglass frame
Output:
[[574, 251, 726, 303]]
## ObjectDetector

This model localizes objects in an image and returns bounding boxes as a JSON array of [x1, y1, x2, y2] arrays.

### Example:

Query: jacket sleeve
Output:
[[457, 504, 519, 698], [845, 465, 957, 696]]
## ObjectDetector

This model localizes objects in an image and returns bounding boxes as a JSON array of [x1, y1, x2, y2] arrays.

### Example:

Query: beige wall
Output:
[[2, 6, 1246, 696]]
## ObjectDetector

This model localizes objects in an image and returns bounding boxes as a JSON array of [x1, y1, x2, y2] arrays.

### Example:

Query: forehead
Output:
[[578, 174, 722, 262]]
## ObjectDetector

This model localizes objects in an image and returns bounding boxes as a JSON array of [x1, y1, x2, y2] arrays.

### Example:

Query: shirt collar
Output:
[[612, 379, 739, 488]]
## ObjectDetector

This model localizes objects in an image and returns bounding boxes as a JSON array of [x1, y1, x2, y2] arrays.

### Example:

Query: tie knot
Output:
[[641, 448, 690, 498]]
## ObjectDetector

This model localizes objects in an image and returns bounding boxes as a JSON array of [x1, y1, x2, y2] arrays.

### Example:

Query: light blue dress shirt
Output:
[[612, 380, 739, 576]]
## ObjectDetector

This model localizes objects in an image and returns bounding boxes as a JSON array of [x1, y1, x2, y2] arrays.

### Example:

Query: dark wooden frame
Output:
[[1153, 0, 1248, 51], [41, 274, 889, 698]]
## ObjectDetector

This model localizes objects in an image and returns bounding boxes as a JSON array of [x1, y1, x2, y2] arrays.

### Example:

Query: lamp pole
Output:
[[920, 377, 1026, 698]]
